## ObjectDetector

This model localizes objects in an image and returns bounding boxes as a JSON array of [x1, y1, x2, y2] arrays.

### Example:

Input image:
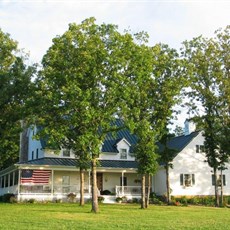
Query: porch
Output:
[[17, 168, 143, 203]]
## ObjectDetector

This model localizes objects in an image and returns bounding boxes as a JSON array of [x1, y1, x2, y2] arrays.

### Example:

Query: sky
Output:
[[0, 0, 230, 128]]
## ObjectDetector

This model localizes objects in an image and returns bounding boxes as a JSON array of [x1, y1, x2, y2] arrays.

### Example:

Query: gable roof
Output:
[[157, 131, 200, 154], [100, 119, 138, 153]]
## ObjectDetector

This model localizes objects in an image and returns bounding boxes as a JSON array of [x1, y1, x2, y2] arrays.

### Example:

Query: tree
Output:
[[158, 129, 177, 205], [34, 18, 153, 212], [182, 26, 230, 206], [121, 43, 184, 209], [0, 29, 35, 169]]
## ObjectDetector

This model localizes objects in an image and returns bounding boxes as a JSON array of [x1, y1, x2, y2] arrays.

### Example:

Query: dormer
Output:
[[115, 138, 131, 160]]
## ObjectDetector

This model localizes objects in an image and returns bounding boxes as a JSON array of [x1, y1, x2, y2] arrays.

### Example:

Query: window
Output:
[[1, 176, 4, 188], [180, 174, 195, 187], [63, 149, 70, 157], [120, 149, 127, 159], [5, 175, 9, 188], [196, 145, 205, 153], [212, 174, 226, 186], [120, 177, 127, 186], [36, 148, 39, 159], [14, 171, 18, 185], [10, 172, 14, 187], [62, 176, 70, 193]]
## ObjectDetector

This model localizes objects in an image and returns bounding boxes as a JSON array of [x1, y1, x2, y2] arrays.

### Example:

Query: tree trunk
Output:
[[145, 174, 151, 208], [214, 168, 219, 207], [220, 169, 223, 207], [166, 164, 171, 205], [141, 174, 146, 209], [80, 168, 84, 206], [91, 158, 99, 213]]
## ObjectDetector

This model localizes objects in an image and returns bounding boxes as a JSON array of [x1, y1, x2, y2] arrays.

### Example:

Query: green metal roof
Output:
[[18, 157, 138, 169]]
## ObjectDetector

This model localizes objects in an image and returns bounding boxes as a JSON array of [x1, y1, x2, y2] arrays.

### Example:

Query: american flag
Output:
[[21, 170, 51, 184]]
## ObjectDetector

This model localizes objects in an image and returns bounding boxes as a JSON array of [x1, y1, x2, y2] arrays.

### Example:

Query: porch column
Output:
[[18, 169, 21, 201], [51, 170, 54, 198], [121, 171, 125, 196]]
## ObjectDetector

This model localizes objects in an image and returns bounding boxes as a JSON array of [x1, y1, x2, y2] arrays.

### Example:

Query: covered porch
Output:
[[13, 158, 142, 202]]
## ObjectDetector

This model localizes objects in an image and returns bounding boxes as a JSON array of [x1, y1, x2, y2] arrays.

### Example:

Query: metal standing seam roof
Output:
[[17, 157, 138, 169], [157, 131, 200, 155]]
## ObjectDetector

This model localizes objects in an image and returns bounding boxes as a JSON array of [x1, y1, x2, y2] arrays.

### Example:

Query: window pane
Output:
[[120, 149, 127, 159], [184, 174, 192, 187], [63, 149, 70, 157]]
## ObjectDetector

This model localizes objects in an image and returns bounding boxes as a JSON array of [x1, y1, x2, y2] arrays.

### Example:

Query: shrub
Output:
[[202, 196, 215, 206], [67, 193, 76, 203], [98, 196, 105, 203], [2, 193, 15, 203], [101, 190, 111, 195], [9, 196, 17, 203], [132, 198, 140, 203], [27, 198, 36, 204], [116, 197, 123, 203]]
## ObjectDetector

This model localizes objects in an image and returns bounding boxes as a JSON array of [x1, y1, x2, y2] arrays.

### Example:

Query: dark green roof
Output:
[[18, 157, 138, 169], [157, 131, 200, 153], [102, 119, 137, 153]]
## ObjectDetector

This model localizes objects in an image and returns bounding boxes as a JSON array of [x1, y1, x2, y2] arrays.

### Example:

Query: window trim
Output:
[[63, 149, 71, 157], [120, 148, 127, 159], [180, 174, 195, 187]]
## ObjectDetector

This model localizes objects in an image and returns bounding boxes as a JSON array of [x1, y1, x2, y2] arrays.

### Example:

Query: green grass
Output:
[[0, 203, 229, 230]]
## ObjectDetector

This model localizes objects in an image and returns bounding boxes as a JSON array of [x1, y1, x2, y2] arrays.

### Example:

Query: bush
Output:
[[115, 197, 123, 203], [27, 198, 36, 204], [67, 193, 76, 203], [202, 196, 215, 206], [101, 190, 111, 195], [2, 193, 15, 203], [98, 196, 105, 203]]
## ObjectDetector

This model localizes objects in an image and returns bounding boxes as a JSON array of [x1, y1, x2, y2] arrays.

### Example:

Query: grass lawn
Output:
[[0, 203, 229, 230]]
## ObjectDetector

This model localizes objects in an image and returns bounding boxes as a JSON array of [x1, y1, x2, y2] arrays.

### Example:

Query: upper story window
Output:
[[36, 148, 39, 159], [180, 174, 195, 187], [63, 149, 71, 157], [120, 149, 127, 159], [196, 145, 205, 153]]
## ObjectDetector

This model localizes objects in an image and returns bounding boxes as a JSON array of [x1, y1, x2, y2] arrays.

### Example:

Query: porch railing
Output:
[[20, 185, 91, 194], [115, 186, 142, 196]]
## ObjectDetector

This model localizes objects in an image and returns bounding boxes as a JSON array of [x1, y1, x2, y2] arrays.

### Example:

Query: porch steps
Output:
[[102, 195, 116, 204]]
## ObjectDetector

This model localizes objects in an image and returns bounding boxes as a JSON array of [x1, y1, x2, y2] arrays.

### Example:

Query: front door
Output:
[[97, 173, 103, 192]]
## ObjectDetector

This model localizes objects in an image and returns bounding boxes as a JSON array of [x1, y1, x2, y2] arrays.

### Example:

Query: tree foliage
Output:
[[34, 18, 160, 212], [182, 25, 230, 206], [0, 29, 35, 169]]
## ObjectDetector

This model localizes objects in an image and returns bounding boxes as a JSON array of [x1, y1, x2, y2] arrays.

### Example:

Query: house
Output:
[[0, 119, 229, 203], [0, 119, 142, 203], [153, 119, 230, 197]]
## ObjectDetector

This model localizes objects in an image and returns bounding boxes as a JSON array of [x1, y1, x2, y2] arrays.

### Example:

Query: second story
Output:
[[22, 120, 137, 162]]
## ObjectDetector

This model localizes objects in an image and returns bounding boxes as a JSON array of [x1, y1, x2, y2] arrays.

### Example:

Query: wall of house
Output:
[[156, 132, 230, 196], [152, 168, 167, 195], [102, 172, 141, 193], [28, 127, 44, 160]]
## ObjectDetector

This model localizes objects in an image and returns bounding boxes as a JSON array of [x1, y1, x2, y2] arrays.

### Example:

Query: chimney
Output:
[[184, 119, 196, 135]]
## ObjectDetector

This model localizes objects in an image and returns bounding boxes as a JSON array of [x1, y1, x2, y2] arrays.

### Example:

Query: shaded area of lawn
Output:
[[0, 203, 229, 229]]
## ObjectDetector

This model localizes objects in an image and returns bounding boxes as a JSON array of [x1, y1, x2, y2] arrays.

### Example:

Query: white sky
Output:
[[0, 0, 230, 128]]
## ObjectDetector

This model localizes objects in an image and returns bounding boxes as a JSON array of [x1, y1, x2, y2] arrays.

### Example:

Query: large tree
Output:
[[182, 26, 230, 206], [34, 18, 153, 212], [0, 29, 35, 169], [121, 43, 184, 208]]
